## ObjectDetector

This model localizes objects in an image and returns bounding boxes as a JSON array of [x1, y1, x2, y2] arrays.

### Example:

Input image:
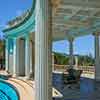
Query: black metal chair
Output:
[[63, 69, 83, 84]]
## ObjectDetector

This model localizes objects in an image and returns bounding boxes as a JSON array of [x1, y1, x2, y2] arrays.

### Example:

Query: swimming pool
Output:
[[0, 80, 19, 100]]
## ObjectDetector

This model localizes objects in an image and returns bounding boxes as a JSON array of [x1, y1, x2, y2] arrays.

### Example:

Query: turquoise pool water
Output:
[[0, 80, 19, 100]]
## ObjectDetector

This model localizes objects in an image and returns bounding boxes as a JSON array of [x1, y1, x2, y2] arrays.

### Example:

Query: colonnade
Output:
[[5, 36, 34, 79]]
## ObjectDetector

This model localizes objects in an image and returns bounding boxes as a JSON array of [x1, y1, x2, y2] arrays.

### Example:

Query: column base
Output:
[[6, 70, 9, 74], [12, 74, 19, 78], [24, 76, 31, 80], [29, 72, 34, 79], [95, 76, 100, 82]]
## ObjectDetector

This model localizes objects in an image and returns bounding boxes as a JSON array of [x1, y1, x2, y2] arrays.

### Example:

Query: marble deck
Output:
[[0, 71, 100, 100]]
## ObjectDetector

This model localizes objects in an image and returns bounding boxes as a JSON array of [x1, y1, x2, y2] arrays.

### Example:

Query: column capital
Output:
[[24, 32, 30, 40], [93, 32, 100, 36], [68, 37, 74, 42], [13, 38, 18, 44]]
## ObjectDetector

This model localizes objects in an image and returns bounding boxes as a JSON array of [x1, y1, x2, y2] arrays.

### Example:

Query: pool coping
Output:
[[0, 79, 20, 100]]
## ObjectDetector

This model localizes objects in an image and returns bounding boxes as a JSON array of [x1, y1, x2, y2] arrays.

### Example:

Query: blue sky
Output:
[[53, 35, 94, 57], [0, 0, 32, 39], [0, 0, 94, 57]]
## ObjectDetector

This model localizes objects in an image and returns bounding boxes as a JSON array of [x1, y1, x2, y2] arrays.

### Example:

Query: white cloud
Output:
[[0, 23, 6, 28], [16, 10, 23, 16]]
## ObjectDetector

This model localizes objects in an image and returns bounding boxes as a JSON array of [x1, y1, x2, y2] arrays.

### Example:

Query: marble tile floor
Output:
[[53, 73, 100, 100]]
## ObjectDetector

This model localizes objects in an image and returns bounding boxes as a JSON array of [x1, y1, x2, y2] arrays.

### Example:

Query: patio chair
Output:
[[63, 69, 83, 84]]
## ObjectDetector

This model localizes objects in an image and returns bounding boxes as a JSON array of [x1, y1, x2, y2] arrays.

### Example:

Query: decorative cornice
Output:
[[7, 10, 30, 27], [2, 0, 36, 32]]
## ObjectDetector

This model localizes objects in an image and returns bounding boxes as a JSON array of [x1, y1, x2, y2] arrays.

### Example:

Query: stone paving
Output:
[[53, 73, 100, 100]]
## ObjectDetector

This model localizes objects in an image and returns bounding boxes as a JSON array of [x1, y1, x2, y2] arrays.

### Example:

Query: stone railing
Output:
[[53, 64, 95, 74], [77, 66, 95, 74], [53, 64, 68, 72]]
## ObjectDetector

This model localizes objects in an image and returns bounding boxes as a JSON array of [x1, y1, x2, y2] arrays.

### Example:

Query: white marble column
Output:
[[5, 39, 9, 72], [35, 0, 52, 100], [30, 40, 35, 79], [69, 38, 74, 69], [29, 41, 33, 75], [94, 33, 100, 81], [18, 38, 25, 76], [13, 38, 19, 76], [25, 36, 30, 78], [8, 39, 14, 74], [52, 53, 55, 71]]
